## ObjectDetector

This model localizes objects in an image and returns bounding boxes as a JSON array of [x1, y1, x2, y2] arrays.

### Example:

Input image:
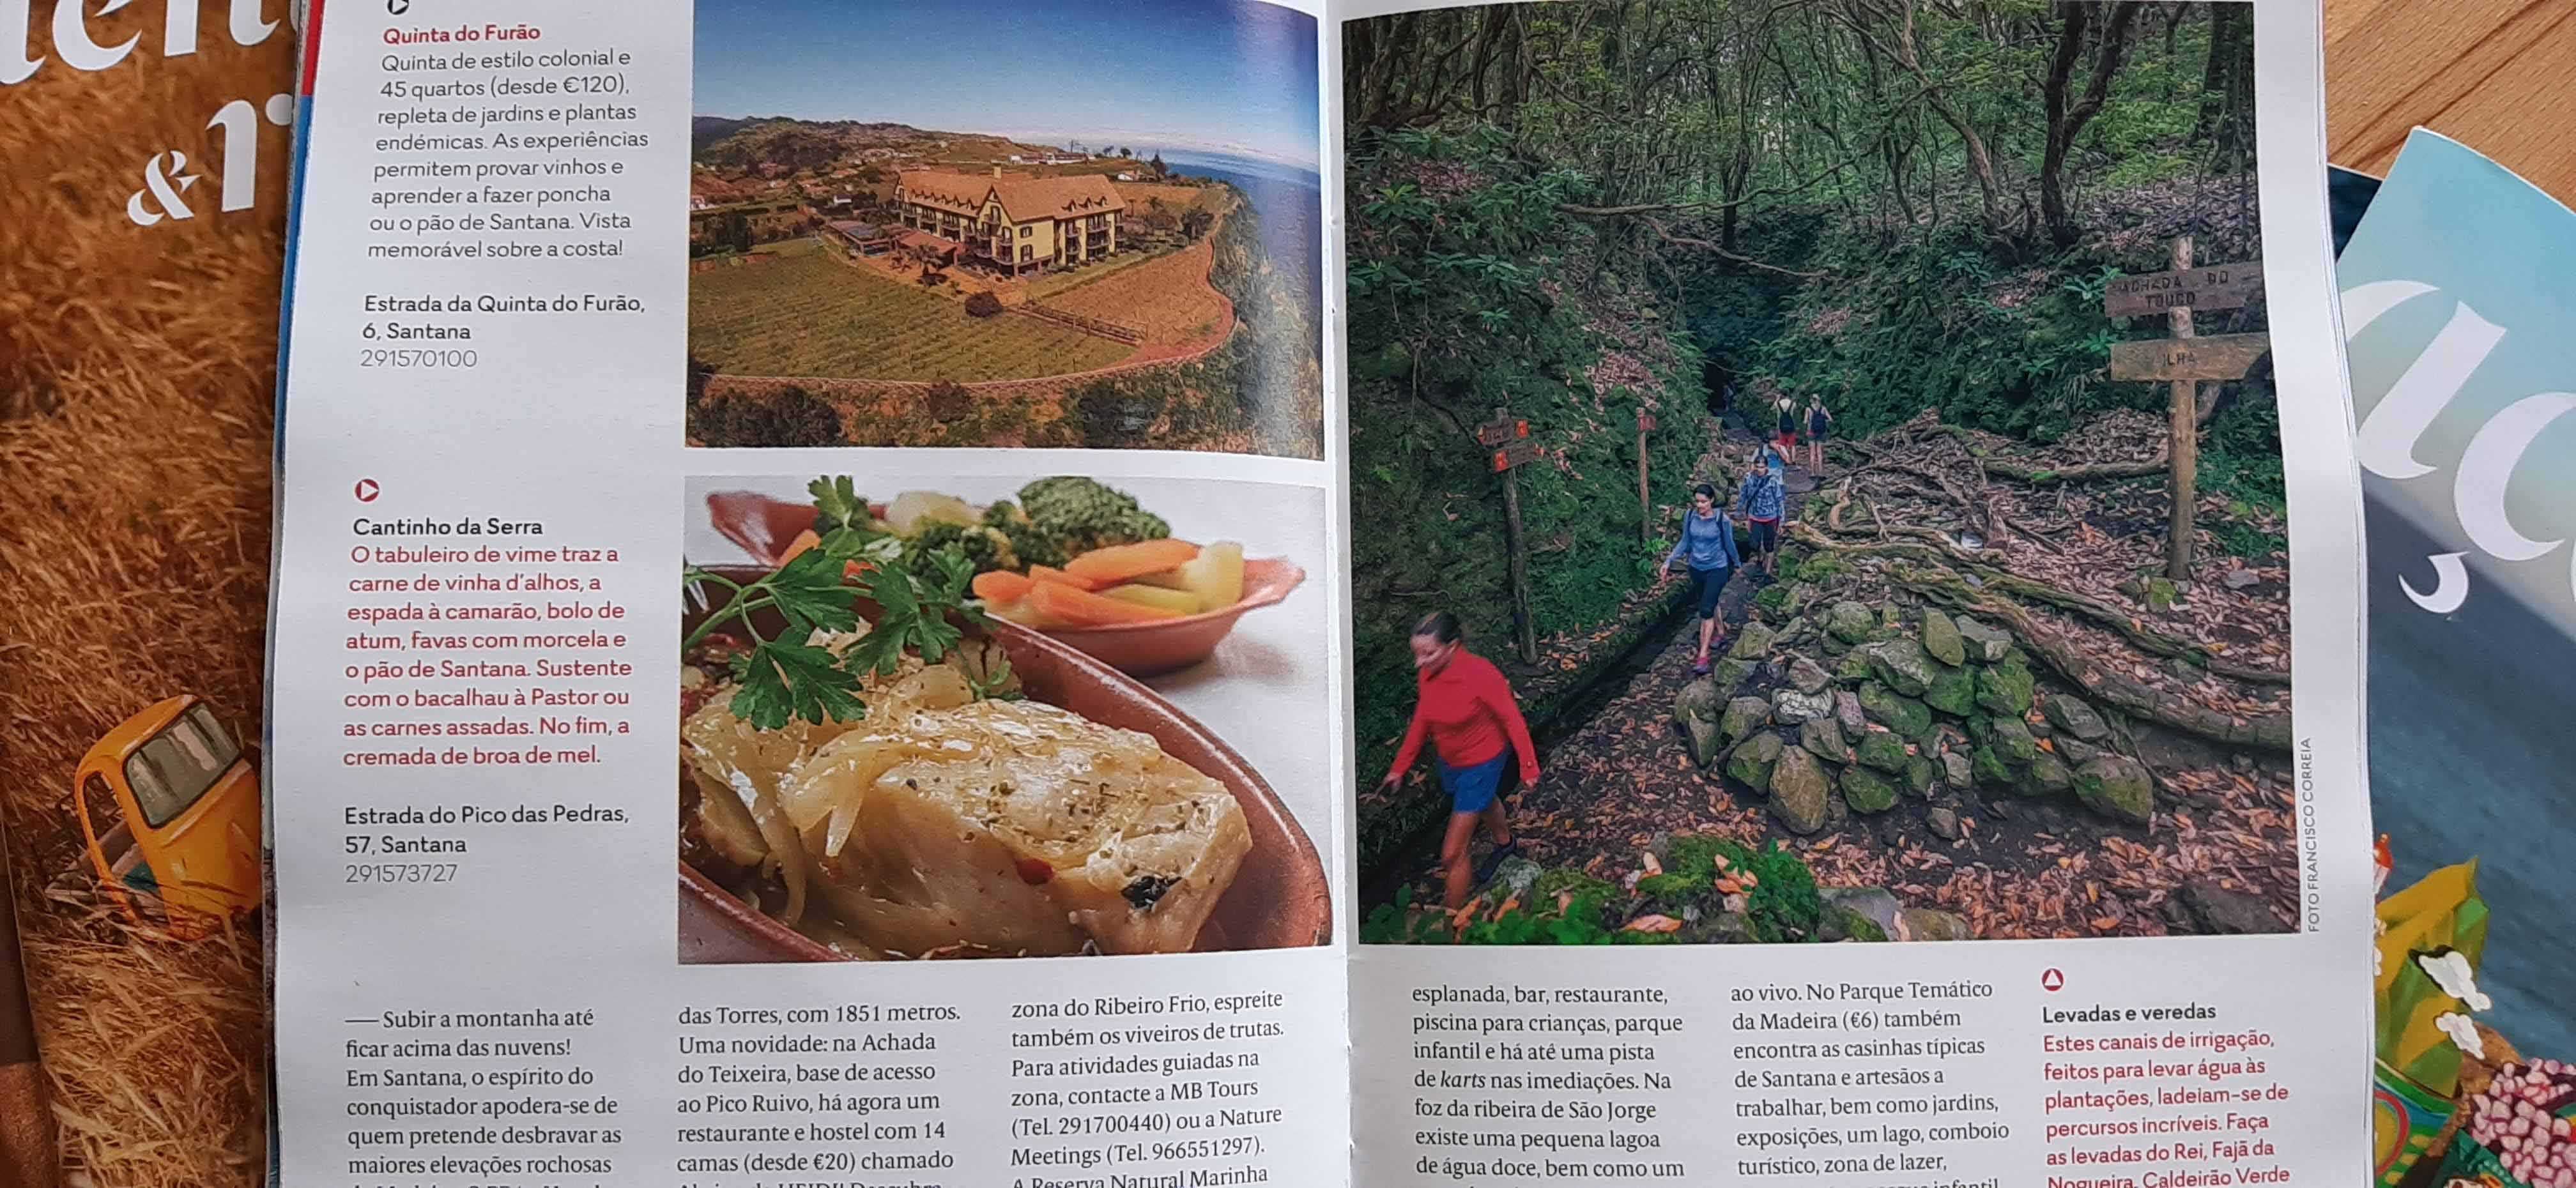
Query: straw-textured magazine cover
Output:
[[0, 7, 296, 1185]]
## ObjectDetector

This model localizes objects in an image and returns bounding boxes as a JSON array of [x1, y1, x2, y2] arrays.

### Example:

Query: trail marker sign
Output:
[[2104, 262, 2264, 318], [1483, 406, 1540, 664], [2108, 333, 2271, 382]]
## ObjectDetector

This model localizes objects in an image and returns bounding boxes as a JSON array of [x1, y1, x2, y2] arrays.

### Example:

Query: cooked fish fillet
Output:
[[779, 698, 1251, 956]]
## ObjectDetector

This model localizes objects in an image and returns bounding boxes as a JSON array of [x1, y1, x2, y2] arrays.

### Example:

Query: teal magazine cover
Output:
[[2345, 131, 2576, 1187]]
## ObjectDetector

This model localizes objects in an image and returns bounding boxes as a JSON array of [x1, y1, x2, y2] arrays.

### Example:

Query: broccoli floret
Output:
[[1017, 476, 1170, 555], [977, 500, 1070, 568], [903, 522, 1018, 574]]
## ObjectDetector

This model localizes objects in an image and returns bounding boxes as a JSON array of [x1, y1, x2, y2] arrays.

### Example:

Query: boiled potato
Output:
[[1177, 542, 1245, 609], [884, 491, 978, 535], [1100, 583, 1204, 615]]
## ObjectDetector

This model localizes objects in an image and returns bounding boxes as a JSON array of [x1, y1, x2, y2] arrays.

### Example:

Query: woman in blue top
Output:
[[1736, 448, 1786, 577], [1663, 482, 1743, 676]]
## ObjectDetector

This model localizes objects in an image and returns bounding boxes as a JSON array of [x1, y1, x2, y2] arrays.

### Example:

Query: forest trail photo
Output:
[[1347, 0, 2296, 947]]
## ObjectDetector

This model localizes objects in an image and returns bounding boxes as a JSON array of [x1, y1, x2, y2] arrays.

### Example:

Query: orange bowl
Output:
[[703, 490, 1302, 676], [677, 567, 1331, 963]]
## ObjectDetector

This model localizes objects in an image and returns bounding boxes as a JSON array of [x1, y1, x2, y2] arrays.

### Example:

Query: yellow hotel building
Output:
[[892, 167, 1124, 276]]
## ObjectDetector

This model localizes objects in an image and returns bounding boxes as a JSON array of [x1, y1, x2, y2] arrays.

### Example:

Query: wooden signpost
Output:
[[2104, 261, 2264, 318], [1481, 409, 1540, 665], [1636, 409, 1656, 544], [2105, 237, 2269, 581], [2106, 333, 2270, 382]]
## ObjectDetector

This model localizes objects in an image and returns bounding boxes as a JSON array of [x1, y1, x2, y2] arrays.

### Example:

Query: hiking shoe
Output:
[[1692, 657, 1712, 676], [1473, 841, 1521, 887]]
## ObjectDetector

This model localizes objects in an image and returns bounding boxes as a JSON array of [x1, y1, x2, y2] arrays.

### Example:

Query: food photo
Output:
[[678, 473, 1334, 963]]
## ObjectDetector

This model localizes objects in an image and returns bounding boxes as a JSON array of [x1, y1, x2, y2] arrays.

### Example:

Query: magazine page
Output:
[[0, 4, 298, 1186], [266, 0, 1345, 1185], [1338, 0, 2372, 1184], [2342, 130, 2576, 1188]]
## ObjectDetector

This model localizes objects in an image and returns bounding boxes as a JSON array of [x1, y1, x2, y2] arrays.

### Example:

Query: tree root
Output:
[[1791, 521, 2287, 685], [1896, 563, 2292, 752], [1917, 421, 2170, 484], [1786, 522, 2292, 750]]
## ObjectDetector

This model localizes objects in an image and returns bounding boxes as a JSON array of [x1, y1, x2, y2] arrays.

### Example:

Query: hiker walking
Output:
[[1664, 482, 1743, 677], [1774, 394, 1800, 457], [1804, 395, 1834, 474], [1378, 611, 1538, 911], [1736, 448, 1785, 577]]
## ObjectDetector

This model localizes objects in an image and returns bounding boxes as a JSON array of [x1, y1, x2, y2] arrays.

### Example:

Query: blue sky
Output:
[[694, 0, 1321, 168]]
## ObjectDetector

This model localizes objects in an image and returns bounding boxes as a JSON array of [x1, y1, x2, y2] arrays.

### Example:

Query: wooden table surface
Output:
[[2327, 0, 2576, 204]]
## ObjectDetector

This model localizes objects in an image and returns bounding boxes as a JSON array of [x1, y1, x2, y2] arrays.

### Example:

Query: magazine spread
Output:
[[1, 0, 2390, 1184]]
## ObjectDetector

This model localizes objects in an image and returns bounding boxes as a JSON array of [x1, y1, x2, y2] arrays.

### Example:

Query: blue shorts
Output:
[[1438, 753, 1510, 815]]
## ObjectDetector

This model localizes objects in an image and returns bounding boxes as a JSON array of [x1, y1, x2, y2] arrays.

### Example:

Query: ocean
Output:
[[1161, 150, 1323, 319], [2368, 491, 2576, 1061]]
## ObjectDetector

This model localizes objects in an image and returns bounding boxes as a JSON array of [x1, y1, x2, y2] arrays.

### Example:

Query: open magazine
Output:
[[2, 0, 2400, 1185]]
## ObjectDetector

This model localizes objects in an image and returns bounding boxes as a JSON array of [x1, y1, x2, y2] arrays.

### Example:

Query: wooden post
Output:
[[1636, 409, 1654, 544], [1492, 406, 1539, 665], [2166, 235, 2197, 581]]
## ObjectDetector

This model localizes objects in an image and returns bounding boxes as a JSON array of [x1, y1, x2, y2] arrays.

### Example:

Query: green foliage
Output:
[[683, 480, 991, 731], [1017, 476, 1170, 555], [689, 384, 846, 448], [1362, 834, 1827, 946], [1347, 128, 1709, 792]]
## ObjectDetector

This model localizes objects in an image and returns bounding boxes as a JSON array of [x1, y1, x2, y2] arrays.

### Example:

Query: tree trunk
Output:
[[2040, 1, 2144, 246]]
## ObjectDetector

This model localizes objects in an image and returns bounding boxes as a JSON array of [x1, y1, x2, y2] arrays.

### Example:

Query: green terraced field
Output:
[[688, 244, 1131, 381]]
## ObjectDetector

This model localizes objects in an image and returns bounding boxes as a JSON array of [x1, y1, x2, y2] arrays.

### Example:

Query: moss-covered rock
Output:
[[1841, 766, 1900, 814], [1954, 615, 2014, 662], [2018, 752, 2073, 796], [1860, 637, 1938, 697], [1826, 600, 1876, 644], [1800, 715, 1854, 763], [1897, 908, 1974, 941], [1713, 656, 1759, 694], [1853, 729, 1910, 773], [1858, 682, 1933, 739], [1972, 745, 2015, 787], [1974, 657, 2036, 717], [2043, 693, 2112, 742], [1990, 716, 2039, 765], [1721, 696, 1773, 746], [2074, 755, 2155, 825], [1725, 732, 1784, 791], [1904, 755, 1938, 797], [1924, 664, 1978, 715], [1921, 609, 1966, 666], [1767, 747, 1833, 834], [1727, 619, 1777, 662]]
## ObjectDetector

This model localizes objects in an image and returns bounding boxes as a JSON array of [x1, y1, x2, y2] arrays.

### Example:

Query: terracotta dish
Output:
[[677, 567, 1332, 963], [703, 490, 1303, 676]]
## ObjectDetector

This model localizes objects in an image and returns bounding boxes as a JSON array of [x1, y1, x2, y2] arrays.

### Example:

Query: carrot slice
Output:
[[1029, 565, 1100, 591], [1028, 579, 1186, 627], [972, 569, 1034, 603], [1062, 539, 1200, 586], [779, 528, 822, 564]]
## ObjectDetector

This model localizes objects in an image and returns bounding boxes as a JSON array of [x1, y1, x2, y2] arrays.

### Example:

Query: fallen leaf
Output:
[[1623, 914, 1683, 934], [1641, 851, 1663, 876]]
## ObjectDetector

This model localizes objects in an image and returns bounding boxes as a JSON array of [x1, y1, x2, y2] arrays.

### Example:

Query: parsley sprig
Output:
[[685, 476, 994, 731]]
